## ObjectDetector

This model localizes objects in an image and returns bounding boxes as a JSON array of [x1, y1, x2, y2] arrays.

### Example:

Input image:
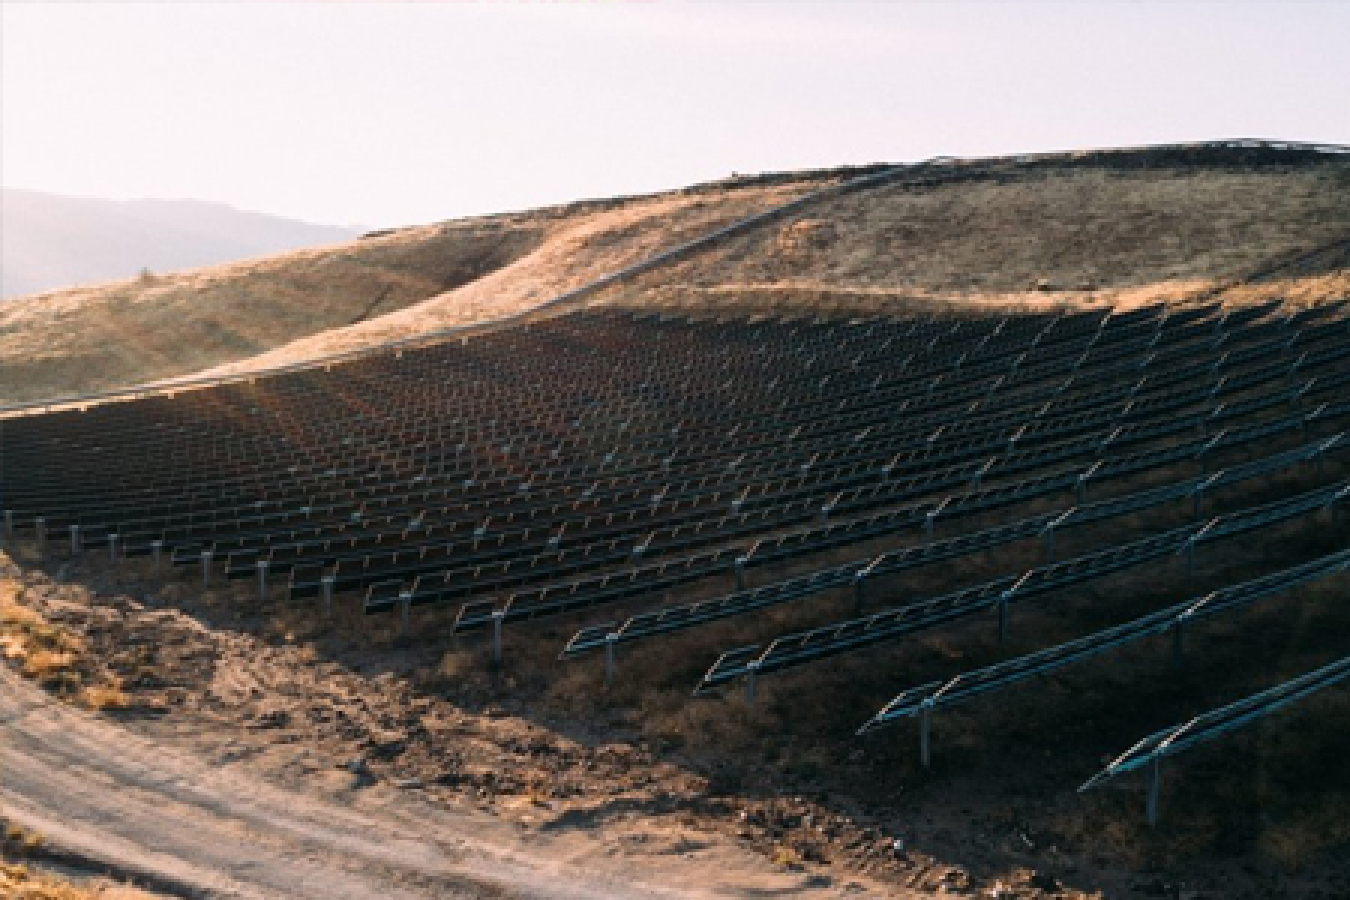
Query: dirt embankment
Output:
[[0, 552, 908, 899]]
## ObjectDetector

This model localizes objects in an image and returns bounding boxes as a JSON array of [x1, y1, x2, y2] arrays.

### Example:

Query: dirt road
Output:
[[0, 663, 875, 899]]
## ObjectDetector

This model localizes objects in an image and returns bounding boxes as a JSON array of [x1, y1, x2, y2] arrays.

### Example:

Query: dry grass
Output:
[[1, 574, 130, 710], [4, 156, 1346, 404], [0, 863, 159, 900], [0, 818, 158, 900], [615, 162, 1350, 318], [0, 178, 829, 402]]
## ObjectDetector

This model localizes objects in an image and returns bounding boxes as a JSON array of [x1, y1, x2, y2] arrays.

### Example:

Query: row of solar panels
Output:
[[7, 301, 1342, 624], [2, 295, 1345, 824]]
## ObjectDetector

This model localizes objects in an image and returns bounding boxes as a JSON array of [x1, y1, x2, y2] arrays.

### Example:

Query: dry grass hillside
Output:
[[0, 173, 845, 403], [612, 161, 1350, 317], [1, 149, 1347, 404]]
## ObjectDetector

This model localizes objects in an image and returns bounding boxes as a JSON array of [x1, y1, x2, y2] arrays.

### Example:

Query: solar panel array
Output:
[[2, 294, 1348, 823]]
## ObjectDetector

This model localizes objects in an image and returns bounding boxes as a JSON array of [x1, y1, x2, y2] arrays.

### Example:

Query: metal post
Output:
[[744, 660, 760, 706], [321, 575, 335, 618], [69, 524, 81, 555], [151, 540, 163, 571], [256, 560, 270, 602], [734, 557, 746, 591], [853, 574, 867, 616], [3, 510, 12, 539], [491, 609, 505, 663], [1146, 756, 1164, 827], [1186, 541, 1196, 580], [399, 590, 413, 638], [920, 702, 933, 769], [998, 591, 1011, 643], [604, 633, 617, 689], [925, 510, 936, 543], [200, 549, 213, 588], [1043, 527, 1056, 563], [108, 533, 119, 562]]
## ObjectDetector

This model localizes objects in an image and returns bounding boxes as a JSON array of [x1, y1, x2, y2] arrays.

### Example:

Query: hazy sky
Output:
[[3, 1, 1348, 230]]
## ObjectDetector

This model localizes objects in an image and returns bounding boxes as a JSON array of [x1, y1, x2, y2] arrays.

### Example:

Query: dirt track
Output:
[[0, 662, 883, 899]]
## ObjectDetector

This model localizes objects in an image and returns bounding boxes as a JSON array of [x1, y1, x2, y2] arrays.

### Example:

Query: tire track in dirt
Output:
[[0, 664, 669, 899]]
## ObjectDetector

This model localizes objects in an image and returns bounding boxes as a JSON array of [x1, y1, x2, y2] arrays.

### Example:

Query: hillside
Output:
[[0, 174, 842, 403], [1, 146, 1347, 405], [0, 188, 356, 299], [3, 143, 1350, 900], [617, 161, 1350, 316]]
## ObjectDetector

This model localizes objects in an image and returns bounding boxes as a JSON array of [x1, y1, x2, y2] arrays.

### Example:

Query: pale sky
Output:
[[3, 1, 1348, 230]]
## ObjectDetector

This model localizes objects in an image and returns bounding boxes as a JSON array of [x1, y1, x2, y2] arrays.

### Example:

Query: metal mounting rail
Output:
[[693, 480, 1349, 695], [857, 549, 1350, 746], [1080, 653, 1350, 825], [563, 433, 1345, 661]]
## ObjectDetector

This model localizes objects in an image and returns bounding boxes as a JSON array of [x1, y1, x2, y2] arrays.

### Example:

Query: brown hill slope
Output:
[[0, 174, 845, 403], [1, 148, 1347, 404], [198, 152, 1350, 387], [608, 160, 1350, 317]]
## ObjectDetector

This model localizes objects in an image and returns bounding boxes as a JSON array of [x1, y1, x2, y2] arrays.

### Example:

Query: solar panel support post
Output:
[[69, 524, 81, 555], [399, 591, 413, 639], [1146, 755, 1164, 827], [320, 575, 336, 618], [491, 609, 505, 664], [1043, 527, 1056, 563], [997, 590, 1012, 643], [744, 660, 761, 706], [151, 540, 163, 572], [925, 510, 937, 544], [108, 533, 119, 562], [734, 557, 747, 591], [3, 510, 12, 541], [1075, 475, 1088, 505], [200, 549, 213, 589], [854, 574, 867, 616], [919, 700, 933, 769], [604, 633, 618, 689], [256, 560, 270, 602]]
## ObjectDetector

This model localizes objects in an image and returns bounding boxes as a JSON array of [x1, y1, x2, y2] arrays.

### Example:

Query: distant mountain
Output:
[[0, 188, 358, 298]]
